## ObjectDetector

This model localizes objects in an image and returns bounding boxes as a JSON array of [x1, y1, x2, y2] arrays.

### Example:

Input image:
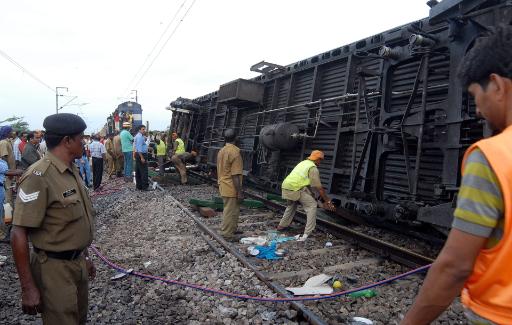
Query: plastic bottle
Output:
[[348, 289, 377, 298]]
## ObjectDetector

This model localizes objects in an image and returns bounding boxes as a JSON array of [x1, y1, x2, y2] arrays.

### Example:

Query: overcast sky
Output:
[[1, 0, 429, 133]]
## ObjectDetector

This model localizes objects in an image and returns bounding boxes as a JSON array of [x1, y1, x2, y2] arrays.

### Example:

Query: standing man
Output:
[[0, 126, 16, 205], [171, 132, 186, 156], [88, 134, 106, 190], [277, 150, 335, 241], [120, 122, 133, 182], [37, 131, 47, 157], [155, 135, 167, 177], [113, 131, 123, 177], [104, 134, 115, 179], [216, 129, 243, 241], [10, 113, 96, 324], [134, 125, 149, 190], [402, 26, 512, 325], [18, 132, 28, 154], [13, 131, 22, 168], [21, 131, 42, 169], [171, 150, 197, 184]]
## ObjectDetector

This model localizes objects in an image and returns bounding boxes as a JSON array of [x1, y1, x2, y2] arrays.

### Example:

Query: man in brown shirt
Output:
[[112, 131, 124, 177], [11, 113, 95, 324], [216, 129, 244, 241], [171, 150, 197, 184], [0, 126, 16, 205], [104, 134, 115, 178]]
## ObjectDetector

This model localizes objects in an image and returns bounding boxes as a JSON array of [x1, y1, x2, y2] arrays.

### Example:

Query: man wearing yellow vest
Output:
[[171, 132, 185, 156], [155, 134, 167, 176], [402, 26, 512, 325], [277, 150, 335, 241]]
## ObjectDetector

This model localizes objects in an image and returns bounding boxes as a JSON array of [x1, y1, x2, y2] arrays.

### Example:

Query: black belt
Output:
[[33, 247, 83, 260]]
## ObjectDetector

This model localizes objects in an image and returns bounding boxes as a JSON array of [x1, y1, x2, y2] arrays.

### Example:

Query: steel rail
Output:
[[152, 180, 328, 325]]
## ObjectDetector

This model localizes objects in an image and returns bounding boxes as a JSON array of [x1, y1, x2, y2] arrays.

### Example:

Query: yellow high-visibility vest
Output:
[[175, 138, 185, 154], [156, 141, 167, 156], [281, 160, 316, 191]]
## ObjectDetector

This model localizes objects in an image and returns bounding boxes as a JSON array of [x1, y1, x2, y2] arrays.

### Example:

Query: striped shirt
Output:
[[88, 140, 106, 158], [452, 149, 503, 249]]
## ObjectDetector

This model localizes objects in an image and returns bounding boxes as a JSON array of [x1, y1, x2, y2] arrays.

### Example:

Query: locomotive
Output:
[[107, 101, 143, 134], [167, 0, 512, 234]]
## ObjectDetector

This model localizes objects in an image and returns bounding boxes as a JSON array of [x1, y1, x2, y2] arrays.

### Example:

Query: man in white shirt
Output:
[[88, 134, 106, 190]]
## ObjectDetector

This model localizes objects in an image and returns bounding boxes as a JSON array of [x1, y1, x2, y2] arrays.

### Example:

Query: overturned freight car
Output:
[[167, 0, 512, 233]]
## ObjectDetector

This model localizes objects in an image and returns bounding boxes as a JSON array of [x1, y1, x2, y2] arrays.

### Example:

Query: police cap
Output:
[[43, 113, 87, 135]]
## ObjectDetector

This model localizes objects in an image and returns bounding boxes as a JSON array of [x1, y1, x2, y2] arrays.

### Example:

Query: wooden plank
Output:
[[268, 258, 381, 280], [292, 246, 345, 258]]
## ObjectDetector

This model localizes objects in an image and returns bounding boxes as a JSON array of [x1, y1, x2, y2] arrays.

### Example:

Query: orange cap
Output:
[[307, 150, 324, 161]]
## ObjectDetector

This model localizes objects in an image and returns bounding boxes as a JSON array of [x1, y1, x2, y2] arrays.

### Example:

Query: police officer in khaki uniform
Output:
[[216, 129, 244, 241], [104, 133, 115, 178], [11, 113, 96, 324]]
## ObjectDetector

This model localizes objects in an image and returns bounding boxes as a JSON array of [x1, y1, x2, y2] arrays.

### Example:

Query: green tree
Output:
[[0, 116, 30, 133]]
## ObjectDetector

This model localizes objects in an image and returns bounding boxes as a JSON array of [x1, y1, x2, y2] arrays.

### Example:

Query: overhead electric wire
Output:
[[121, 0, 189, 97], [131, 0, 197, 90], [0, 48, 55, 93]]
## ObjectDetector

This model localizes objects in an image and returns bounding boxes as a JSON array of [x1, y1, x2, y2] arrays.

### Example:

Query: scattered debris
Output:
[[110, 268, 134, 280], [351, 316, 374, 324], [325, 241, 333, 247], [240, 236, 267, 246], [143, 261, 152, 268], [0, 255, 7, 266], [253, 243, 282, 260], [247, 246, 260, 256], [332, 280, 343, 289], [286, 273, 333, 296], [348, 289, 377, 298]]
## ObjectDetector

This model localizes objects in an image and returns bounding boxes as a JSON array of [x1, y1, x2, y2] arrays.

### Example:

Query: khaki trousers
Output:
[[278, 190, 317, 235], [114, 154, 124, 175], [30, 252, 89, 325], [4, 177, 13, 205], [106, 156, 115, 177], [171, 155, 187, 184], [221, 197, 240, 238]]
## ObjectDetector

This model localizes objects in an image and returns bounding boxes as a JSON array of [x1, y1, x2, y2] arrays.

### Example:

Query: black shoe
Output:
[[222, 235, 242, 242], [234, 230, 244, 235]]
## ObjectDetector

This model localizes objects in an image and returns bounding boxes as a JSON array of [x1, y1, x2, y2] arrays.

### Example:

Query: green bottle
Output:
[[348, 289, 377, 298]]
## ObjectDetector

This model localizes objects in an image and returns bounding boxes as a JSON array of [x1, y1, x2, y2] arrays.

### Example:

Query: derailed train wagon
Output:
[[167, 0, 512, 233]]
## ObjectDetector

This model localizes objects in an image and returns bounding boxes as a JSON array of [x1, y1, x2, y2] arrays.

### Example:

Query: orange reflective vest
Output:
[[460, 125, 512, 323]]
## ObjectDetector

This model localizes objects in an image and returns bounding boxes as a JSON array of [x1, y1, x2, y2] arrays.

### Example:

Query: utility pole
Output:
[[56, 87, 68, 114], [131, 89, 138, 103]]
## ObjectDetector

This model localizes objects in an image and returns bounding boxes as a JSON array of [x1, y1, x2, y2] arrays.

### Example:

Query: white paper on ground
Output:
[[239, 237, 267, 246], [286, 273, 333, 296]]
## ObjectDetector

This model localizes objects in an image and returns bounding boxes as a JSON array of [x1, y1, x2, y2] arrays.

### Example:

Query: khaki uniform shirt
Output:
[[0, 138, 16, 168], [217, 143, 243, 197], [104, 139, 114, 159], [113, 135, 122, 156], [282, 166, 322, 201], [13, 151, 95, 252]]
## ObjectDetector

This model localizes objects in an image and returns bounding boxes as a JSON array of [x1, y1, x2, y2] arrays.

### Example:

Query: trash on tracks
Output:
[[286, 273, 333, 296]]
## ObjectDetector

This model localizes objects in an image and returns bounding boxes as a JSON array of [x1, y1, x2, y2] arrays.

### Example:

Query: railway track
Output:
[[153, 173, 439, 323], [186, 171, 435, 268]]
